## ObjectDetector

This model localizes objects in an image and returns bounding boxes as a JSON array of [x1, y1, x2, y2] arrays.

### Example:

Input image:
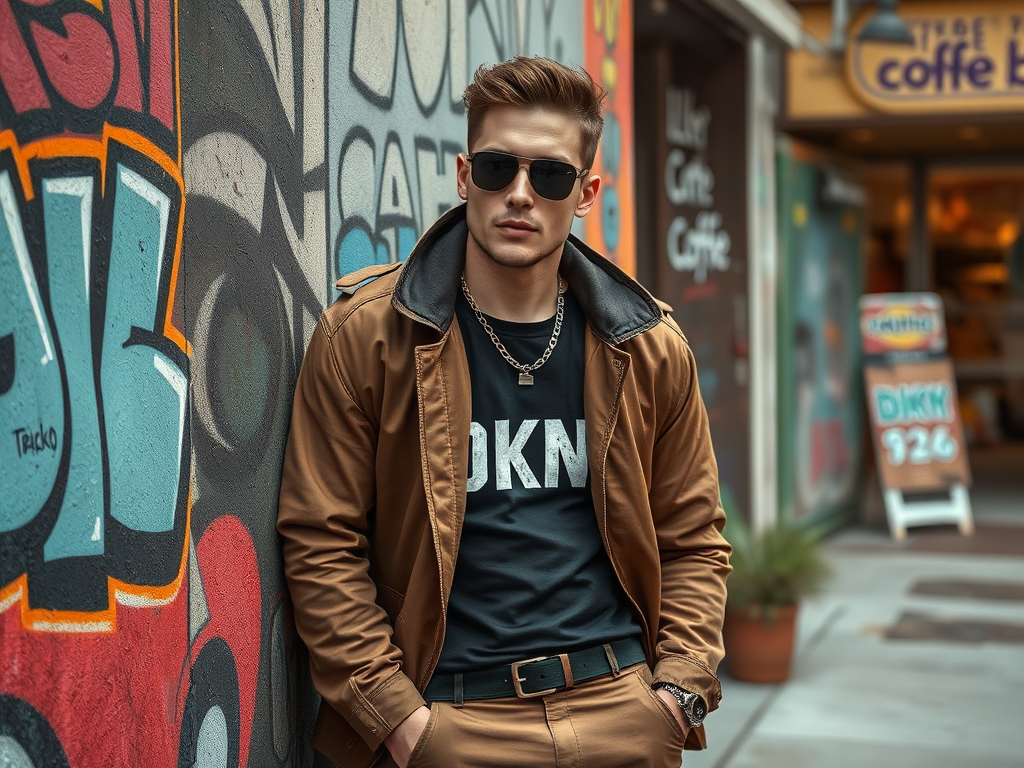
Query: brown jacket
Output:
[[277, 205, 730, 768]]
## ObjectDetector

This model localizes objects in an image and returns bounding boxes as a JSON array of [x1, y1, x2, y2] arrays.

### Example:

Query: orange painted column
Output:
[[584, 0, 636, 276]]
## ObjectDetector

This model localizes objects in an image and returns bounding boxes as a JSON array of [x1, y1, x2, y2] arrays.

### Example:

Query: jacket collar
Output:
[[392, 204, 662, 344]]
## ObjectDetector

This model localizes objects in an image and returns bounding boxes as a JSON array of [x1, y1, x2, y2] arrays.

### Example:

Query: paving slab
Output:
[[722, 735, 1024, 768], [687, 540, 1024, 768]]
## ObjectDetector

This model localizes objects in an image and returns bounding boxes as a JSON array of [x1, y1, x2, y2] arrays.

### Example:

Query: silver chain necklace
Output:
[[460, 275, 564, 386]]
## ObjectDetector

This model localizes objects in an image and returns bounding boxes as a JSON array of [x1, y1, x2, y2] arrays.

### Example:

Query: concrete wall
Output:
[[0, 2, 615, 766]]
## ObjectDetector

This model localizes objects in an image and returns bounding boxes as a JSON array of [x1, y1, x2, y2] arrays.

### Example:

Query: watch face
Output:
[[685, 693, 707, 725], [691, 697, 707, 720]]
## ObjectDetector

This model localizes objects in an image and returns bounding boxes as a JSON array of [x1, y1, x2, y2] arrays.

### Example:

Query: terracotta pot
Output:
[[722, 603, 799, 683]]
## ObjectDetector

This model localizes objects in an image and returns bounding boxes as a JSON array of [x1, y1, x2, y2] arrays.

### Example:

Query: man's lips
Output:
[[495, 220, 537, 235]]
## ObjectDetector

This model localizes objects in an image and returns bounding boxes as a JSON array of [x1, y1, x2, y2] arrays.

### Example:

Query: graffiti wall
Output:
[[776, 138, 865, 526], [0, 1, 321, 766], [330, 0, 634, 277], [2, 1, 626, 767]]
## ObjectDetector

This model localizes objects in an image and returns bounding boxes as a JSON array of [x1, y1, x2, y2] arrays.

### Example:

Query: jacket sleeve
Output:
[[648, 330, 732, 749], [277, 318, 425, 751]]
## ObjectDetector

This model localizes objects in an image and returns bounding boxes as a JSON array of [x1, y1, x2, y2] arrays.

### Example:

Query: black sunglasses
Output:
[[466, 151, 588, 201]]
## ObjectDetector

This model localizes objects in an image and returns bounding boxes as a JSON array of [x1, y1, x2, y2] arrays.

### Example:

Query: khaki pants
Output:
[[376, 664, 685, 768]]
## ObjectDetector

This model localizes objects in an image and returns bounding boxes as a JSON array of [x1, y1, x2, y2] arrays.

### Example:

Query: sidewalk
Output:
[[690, 474, 1024, 768]]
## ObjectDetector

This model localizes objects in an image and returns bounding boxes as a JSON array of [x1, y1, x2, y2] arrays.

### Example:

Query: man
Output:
[[278, 56, 730, 768]]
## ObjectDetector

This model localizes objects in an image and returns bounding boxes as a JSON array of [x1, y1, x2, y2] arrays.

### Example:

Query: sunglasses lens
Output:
[[529, 160, 577, 201], [470, 153, 580, 200], [471, 152, 519, 191]]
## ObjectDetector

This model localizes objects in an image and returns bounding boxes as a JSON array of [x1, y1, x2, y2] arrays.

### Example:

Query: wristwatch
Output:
[[653, 683, 707, 728]]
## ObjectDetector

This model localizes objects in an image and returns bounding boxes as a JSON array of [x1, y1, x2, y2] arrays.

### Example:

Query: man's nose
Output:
[[506, 165, 534, 204]]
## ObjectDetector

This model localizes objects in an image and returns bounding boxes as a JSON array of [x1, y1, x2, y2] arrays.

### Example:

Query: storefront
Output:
[[633, 0, 801, 527], [783, 0, 1024, 520]]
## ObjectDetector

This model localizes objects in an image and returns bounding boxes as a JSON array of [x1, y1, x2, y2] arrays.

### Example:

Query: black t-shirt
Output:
[[434, 288, 641, 673]]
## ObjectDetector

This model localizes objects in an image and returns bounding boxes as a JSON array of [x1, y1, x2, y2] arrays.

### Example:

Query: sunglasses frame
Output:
[[465, 151, 590, 201]]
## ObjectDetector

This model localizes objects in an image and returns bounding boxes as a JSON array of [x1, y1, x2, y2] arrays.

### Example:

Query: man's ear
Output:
[[575, 174, 601, 218], [456, 153, 470, 200]]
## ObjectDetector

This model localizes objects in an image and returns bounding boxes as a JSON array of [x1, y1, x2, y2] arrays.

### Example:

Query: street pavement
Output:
[[689, 447, 1024, 768]]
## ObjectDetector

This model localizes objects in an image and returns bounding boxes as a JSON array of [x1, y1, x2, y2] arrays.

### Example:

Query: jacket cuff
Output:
[[347, 670, 426, 750]]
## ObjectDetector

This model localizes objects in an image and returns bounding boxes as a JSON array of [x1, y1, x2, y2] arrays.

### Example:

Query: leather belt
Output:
[[424, 636, 646, 703]]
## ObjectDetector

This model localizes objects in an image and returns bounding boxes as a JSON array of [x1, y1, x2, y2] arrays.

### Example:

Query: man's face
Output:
[[457, 105, 600, 271]]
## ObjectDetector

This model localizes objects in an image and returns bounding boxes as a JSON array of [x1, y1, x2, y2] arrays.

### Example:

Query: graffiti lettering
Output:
[[0, 138, 188, 606], [0, 0, 176, 151], [330, 1, 582, 275], [1, 1, 319, 765], [179, 2, 331, 764], [12, 423, 58, 458]]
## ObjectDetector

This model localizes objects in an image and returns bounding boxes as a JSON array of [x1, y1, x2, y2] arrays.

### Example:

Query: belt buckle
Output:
[[510, 656, 559, 698]]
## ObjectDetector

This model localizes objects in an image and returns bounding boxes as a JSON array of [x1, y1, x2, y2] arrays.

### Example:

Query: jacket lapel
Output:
[[414, 325, 471, 614]]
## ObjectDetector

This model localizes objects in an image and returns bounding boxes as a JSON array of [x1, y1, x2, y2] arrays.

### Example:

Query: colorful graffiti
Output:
[[179, 0, 329, 764], [0, 2, 271, 766], [2, 1, 616, 765], [583, 0, 635, 274], [329, 0, 586, 277], [0, 0, 187, 620]]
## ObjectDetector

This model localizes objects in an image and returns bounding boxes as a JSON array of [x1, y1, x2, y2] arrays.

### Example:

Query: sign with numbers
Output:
[[864, 360, 972, 491], [861, 293, 974, 537], [861, 293, 974, 538]]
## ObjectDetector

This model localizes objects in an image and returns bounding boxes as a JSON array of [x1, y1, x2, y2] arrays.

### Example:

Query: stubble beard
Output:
[[467, 226, 562, 271]]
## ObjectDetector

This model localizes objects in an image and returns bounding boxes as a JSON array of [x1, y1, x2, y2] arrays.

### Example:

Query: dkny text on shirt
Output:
[[467, 419, 588, 492]]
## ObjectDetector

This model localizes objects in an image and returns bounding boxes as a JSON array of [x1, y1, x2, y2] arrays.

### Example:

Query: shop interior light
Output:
[[857, 0, 915, 45]]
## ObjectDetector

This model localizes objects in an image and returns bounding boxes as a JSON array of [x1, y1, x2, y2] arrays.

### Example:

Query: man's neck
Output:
[[463, 247, 564, 323]]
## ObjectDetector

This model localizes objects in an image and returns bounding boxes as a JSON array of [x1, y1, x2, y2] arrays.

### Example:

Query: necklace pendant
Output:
[[518, 372, 535, 386]]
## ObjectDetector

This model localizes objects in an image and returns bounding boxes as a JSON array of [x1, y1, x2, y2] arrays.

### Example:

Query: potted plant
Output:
[[722, 517, 830, 683]]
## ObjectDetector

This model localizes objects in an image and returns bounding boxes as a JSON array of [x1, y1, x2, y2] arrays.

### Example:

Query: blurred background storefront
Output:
[[632, 0, 802, 531], [781, 0, 1024, 526]]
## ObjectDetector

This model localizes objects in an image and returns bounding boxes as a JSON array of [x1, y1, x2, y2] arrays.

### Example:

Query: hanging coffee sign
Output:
[[846, 0, 1024, 115]]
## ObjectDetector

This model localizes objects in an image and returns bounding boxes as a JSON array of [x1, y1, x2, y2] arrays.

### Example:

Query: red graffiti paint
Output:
[[0, 0, 51, 113], [0, 518, 263, 768], [30, 14, 115, 110], [109, 0, 175, 131], [187, 516, 262, 768], [0, 0, 177, 153]]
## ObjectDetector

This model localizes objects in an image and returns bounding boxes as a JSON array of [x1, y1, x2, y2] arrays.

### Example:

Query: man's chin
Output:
[[477, 240, 562, 270], [482, 249, 553, 270]]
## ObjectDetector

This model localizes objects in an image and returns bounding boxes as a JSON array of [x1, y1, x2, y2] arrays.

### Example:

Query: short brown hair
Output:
[[463, 56, 605, 169]]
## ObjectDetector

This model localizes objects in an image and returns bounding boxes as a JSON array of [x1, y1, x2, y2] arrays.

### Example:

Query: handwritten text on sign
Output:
[[664, 86, 730, 283], [871, 380, 959, 468]]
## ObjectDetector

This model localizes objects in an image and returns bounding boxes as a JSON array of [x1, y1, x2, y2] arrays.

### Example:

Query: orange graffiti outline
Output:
[[0, 126, 191, 355], [0, 2, 192, 630], [2, 495, 193, 633]]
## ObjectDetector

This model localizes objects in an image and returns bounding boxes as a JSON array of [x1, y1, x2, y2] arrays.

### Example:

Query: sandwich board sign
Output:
[[860, 293, 974, 539]]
